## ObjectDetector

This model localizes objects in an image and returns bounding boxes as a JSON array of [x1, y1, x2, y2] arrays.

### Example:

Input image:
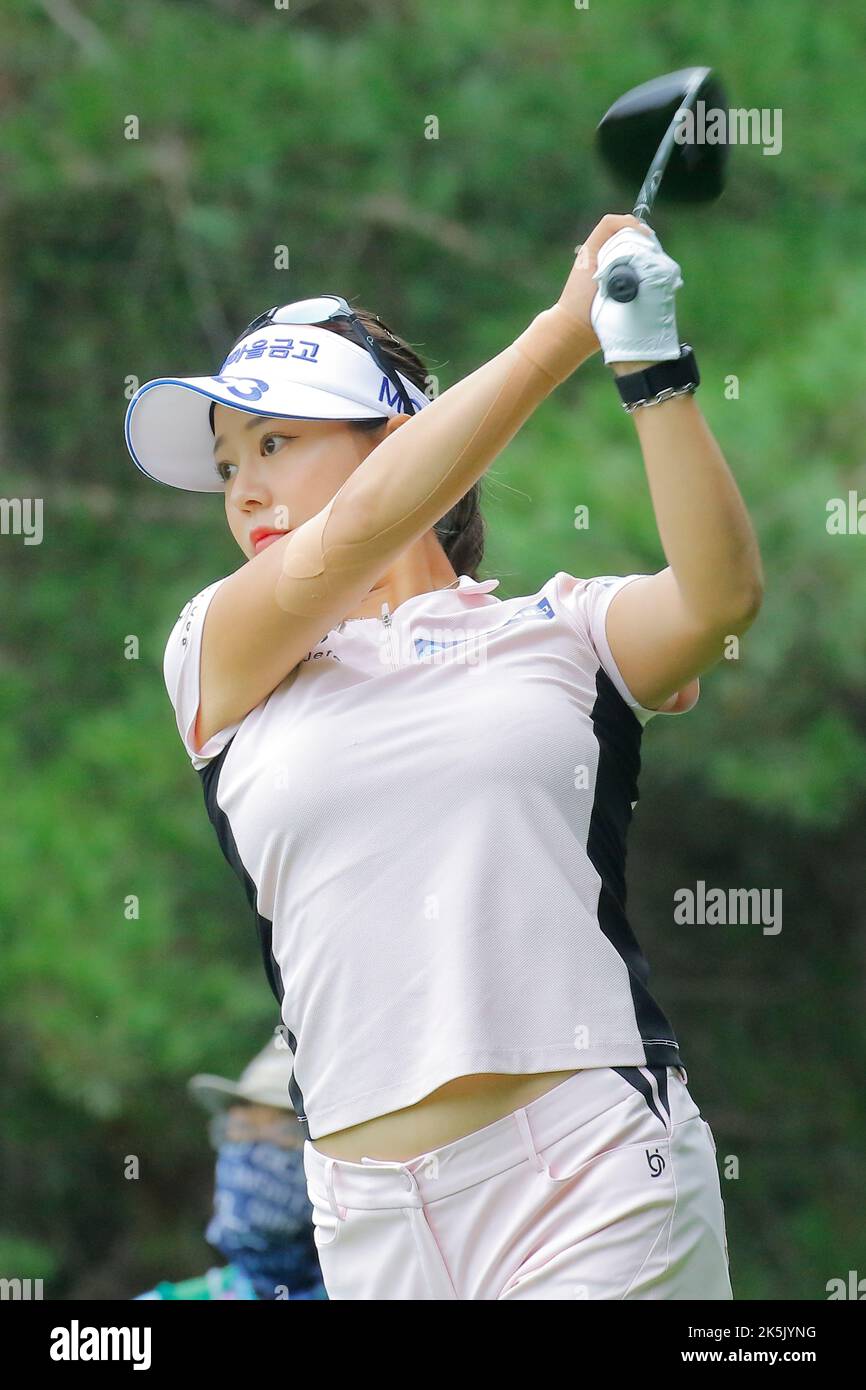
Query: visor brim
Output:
[[125, 375, 391, 493]]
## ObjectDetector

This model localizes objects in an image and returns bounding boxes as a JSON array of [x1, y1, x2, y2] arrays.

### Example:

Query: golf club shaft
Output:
[[605, 71, 707, 303]]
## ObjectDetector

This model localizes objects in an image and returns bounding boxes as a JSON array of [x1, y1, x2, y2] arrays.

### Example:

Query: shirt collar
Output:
[[337, 575, 500, 628], [455, 575, 500, 594]]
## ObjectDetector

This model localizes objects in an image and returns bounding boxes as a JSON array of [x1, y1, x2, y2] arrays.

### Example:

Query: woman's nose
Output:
[[231, 469, 272, 506]]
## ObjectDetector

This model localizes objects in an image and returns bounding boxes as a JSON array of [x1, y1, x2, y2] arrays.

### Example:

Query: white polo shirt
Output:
[[163, 570, 697, 1140]]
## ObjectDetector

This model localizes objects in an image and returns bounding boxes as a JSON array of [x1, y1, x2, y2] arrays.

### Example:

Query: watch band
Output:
[[614, 344, 700, 413]]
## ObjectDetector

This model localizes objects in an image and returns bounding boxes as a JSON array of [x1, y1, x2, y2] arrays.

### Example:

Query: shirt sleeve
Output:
[[163, 578, 244, 770], [554, 571, 701, 727]]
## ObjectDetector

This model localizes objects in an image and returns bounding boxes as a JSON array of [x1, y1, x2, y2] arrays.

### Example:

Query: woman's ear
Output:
[[380, 413, 412, 437]]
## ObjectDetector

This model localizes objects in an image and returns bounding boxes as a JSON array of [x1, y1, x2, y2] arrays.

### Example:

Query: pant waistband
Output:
[[303, 1065, 689, 1214]]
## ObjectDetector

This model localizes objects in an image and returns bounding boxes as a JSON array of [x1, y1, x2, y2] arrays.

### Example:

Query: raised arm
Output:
[[590, 225, 764, 711], [196, 214, 646, 747], [273, 301, 592, 616], [603, 387, 763, 710]]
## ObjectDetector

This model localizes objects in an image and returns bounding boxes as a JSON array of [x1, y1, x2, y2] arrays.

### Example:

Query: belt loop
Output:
[[324, 1157, 348, 1220], [513, 1106, 548, 1174], [361, 1155, 421, 1197]]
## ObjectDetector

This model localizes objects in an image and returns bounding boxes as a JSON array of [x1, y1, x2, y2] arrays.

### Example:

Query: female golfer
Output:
[[125, 213, 761, 1300]]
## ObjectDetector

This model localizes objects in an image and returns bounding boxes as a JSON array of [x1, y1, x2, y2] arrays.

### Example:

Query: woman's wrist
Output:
[[513, 304, 599, 384], [610, 360, 656, 376]]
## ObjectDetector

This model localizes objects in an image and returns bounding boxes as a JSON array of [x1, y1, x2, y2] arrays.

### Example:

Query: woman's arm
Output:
[[604, 373, 764, 711], [197, 214, 646, 744], [199, 306, 594, 746], [276, 215, 654, 624], [568, 223, 765, 713], [274, 300, 596, 619]]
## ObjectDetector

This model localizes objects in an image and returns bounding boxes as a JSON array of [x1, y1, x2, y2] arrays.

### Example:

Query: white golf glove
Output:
[[590, 226, 683, 364]]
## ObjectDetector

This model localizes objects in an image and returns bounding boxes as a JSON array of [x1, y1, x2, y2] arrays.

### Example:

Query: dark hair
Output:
[[211, 307, 486, 581], [321, 309, 486, 580]]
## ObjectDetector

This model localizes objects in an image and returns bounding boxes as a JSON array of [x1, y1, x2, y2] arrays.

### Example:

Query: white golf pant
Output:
[[303, 1064, 733, 1300]]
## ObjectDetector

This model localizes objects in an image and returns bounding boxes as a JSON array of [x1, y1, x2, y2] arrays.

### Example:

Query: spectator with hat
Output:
[[134, 1035, 327, 1300]]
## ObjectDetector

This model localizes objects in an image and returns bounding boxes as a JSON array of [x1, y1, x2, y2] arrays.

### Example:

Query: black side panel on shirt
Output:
[[587, 669, 683, 1068], [198, 742, 311, 1139]]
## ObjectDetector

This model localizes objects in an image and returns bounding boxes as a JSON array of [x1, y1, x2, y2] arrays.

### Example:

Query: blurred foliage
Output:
[[1, 0, 864, 1300]]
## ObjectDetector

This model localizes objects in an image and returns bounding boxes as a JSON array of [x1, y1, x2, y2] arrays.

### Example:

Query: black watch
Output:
[[614, 344, 699, 413]]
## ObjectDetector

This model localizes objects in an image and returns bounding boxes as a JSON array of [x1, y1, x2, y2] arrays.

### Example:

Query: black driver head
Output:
[[597, 66, 729, 204]]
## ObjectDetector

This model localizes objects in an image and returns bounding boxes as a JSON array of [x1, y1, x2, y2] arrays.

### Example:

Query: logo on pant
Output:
[[646, 1147, 666, 1177]]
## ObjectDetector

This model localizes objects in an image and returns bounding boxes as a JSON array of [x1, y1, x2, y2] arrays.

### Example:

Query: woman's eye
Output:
[[262, 433, 296, 455], [213, 434, 296, 482]]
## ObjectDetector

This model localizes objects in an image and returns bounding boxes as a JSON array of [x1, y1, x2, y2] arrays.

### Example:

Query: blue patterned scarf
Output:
[[205, 1141, 321, 1300]]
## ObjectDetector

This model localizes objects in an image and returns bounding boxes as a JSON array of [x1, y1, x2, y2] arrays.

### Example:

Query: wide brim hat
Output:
[[187, 1034, 297, 1115], [124, 322, 430, 493]]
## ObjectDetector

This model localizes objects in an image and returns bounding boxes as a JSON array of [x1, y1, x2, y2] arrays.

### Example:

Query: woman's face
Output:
[[212, 403, 404, 560]]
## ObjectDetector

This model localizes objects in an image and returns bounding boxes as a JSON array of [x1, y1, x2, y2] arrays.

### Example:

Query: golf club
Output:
[[595, 66, 729, 302]]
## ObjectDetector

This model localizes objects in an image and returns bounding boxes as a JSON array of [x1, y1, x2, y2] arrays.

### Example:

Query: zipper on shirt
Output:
[[380, 601, 398, 671]]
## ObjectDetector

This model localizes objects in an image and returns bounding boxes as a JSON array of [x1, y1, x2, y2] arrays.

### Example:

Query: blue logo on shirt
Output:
[[413, 596, 553, 658]]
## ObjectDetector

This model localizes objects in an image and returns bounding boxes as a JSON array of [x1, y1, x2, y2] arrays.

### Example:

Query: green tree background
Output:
[[1, 0, 863, 1299]]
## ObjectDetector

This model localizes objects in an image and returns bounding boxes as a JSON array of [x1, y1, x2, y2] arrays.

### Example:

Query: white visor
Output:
[[124, 322, 431, 492]]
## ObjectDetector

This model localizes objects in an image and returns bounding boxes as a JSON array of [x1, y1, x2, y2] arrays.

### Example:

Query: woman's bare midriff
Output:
[[309, 1070, 582, 1163]]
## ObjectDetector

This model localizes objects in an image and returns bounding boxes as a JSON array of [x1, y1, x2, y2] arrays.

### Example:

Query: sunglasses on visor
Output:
[[227, 294, 418, 417]]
